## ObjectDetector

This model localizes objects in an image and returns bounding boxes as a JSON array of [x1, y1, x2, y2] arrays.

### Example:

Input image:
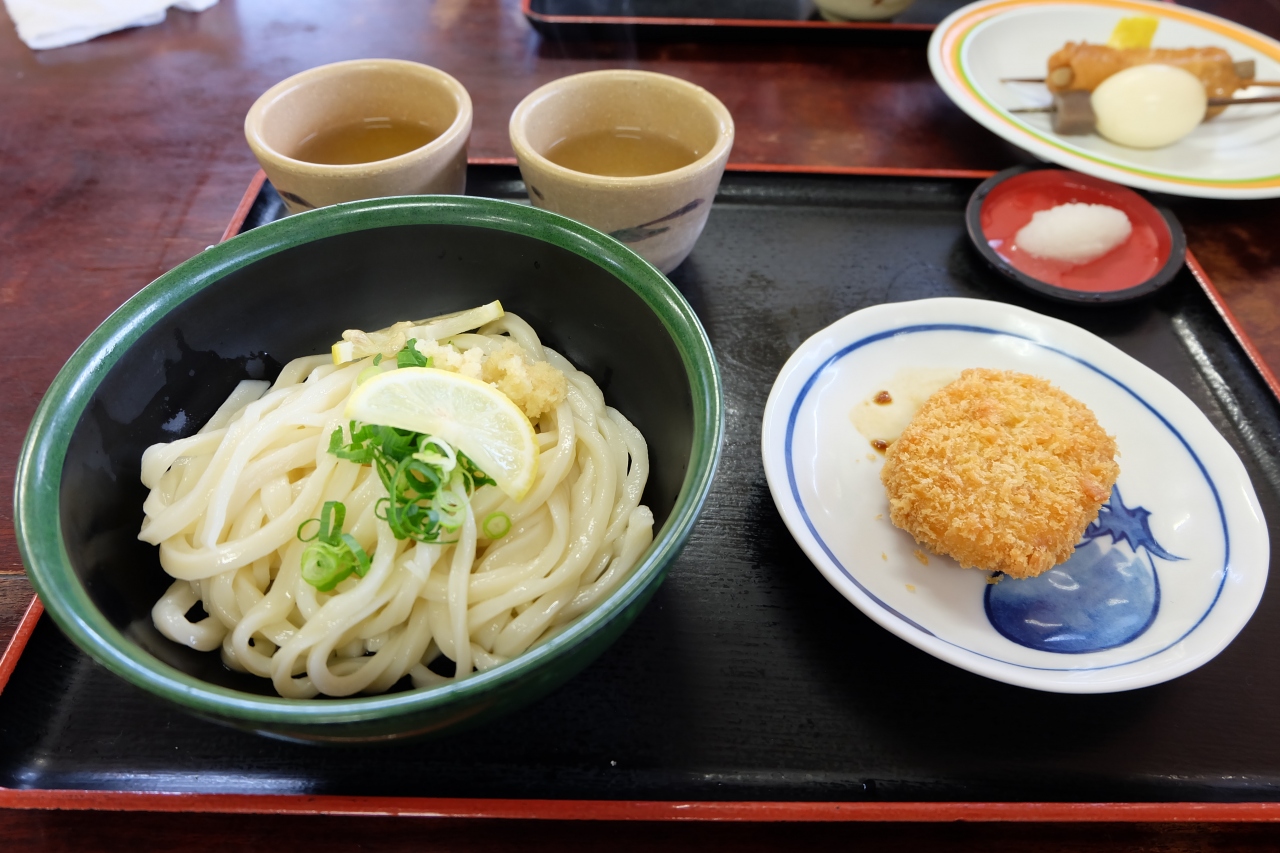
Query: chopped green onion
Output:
[[396, 338, 429, 369], [325, 422, 495, 545], [432, 481, 467, 531], [483, 512, 511, 539], [357, 364, 383, 385], [412, 435, 456, 470], [298, 501, 371, 592], [372, 353, 383, 366]]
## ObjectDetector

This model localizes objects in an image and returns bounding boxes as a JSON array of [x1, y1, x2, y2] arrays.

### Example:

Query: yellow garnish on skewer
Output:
[[1108, 16, 1159, 50]]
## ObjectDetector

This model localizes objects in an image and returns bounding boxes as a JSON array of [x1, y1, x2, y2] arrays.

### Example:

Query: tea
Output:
[[544, 129, 699, 178], [292, 118, 439, 166]]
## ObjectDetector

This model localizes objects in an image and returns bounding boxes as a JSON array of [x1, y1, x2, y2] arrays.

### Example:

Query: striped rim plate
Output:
[[928, 0, 1280, 199]]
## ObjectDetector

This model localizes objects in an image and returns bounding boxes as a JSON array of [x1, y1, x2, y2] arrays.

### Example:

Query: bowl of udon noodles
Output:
[[14, 194, 722, 742]]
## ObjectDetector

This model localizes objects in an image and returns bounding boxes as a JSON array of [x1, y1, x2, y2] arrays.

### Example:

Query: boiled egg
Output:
[[1091, 64, 1207, 149]]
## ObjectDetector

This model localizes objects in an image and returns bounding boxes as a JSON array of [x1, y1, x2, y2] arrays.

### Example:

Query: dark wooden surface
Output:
[[2, 0, 1279, 848]]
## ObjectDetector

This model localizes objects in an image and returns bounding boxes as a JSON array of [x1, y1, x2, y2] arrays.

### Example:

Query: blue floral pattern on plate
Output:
[[985, 486, 1183, 654]]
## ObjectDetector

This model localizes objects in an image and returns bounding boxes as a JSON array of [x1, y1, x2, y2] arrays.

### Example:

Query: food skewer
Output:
[[1002, 76, 1280, 87], [1002, 58, 1263, 89], [1011, 94, 1280, 112], [1042, 48, 1255, 105], [1009, 90, 1280, 137], [999, 18, 1277, 148]]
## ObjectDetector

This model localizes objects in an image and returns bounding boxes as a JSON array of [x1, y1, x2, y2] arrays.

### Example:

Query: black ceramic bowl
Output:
[[15, 196, 722, 742]]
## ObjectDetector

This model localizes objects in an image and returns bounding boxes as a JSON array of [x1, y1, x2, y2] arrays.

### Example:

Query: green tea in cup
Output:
[[291, 118, 443, 167], [543, 128, 701, 178], [510, 70, 734, 274], [246, 59, 472, 214]]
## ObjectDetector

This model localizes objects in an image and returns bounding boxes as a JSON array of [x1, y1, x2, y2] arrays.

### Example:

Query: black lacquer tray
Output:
[[522, 0, 970, 43], [3, 165, 1279, 819]]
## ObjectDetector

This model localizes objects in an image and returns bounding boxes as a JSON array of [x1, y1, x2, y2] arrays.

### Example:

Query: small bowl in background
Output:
[[813, 0, 916, 21], [509, 69, 734, 275], [15, 196, 722, 742], [966, 166, 1186, 305], [245, 59, 472, 214]]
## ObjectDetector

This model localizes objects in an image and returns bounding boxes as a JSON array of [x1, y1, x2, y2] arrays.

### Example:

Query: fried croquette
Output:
[[880, 369, 1119, 579]]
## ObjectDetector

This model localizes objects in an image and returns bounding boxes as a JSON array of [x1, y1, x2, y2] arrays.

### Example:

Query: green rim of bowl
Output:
[[14, 195, 723, 725]]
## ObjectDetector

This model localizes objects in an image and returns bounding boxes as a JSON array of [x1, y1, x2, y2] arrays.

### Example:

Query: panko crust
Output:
[[879, 369, 1119, 579]]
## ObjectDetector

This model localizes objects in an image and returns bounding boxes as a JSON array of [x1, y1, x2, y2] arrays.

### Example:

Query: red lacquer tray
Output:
[[2, 163, 1279, 820]]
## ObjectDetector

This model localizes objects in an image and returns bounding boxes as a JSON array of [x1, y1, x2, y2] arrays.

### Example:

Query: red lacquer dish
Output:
[[966, 167, 1186, 304]]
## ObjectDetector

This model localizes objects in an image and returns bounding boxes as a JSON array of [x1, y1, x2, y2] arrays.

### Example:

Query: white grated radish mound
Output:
[[1014, 203, 1133, 265]]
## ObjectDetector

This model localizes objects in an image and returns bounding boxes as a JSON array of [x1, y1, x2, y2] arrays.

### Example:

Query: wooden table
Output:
[[1, 0, 1278, 848]]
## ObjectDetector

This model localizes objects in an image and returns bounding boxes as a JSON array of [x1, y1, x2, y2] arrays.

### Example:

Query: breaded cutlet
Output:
[[880, 368, 1119, 579]]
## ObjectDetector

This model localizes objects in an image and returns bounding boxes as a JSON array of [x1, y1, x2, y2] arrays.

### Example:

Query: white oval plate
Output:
[[761, 298, 1269, 693], [928, 0, 1280, 199]]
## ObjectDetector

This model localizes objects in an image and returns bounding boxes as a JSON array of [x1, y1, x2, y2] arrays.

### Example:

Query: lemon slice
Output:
[[332, 301, 505, 365], [346, 367, 538, 500]]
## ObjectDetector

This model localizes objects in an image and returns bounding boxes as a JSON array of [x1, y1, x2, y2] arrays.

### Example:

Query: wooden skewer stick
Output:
[[1006, 92, 1098, 134], [1010, 94, 1280, 112], [1002, 59, 1262, 89], [1001, 76, 1280, 87], [1006, 89, 1280, 136], [1208, 95, 1280, 106]]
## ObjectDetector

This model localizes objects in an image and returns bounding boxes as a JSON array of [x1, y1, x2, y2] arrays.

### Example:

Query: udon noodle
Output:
[[139, 312, 653, 698]]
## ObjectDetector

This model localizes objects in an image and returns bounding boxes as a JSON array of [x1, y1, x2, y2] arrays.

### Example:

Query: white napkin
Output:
[[4, 0, 218, 50]]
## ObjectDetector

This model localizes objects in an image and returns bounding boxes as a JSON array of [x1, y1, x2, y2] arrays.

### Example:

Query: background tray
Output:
[[2, 165, 1279, 813], [522, 0, 969, 42]]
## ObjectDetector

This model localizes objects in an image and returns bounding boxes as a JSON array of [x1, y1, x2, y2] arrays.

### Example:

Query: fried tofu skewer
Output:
[[1045, 45, 1253, 99], [1003, 46, 1259, 120]]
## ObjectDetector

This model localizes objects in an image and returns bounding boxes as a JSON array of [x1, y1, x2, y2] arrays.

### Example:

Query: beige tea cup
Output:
[[245, 59, 472, 215], [509, 70, 734, 274]]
